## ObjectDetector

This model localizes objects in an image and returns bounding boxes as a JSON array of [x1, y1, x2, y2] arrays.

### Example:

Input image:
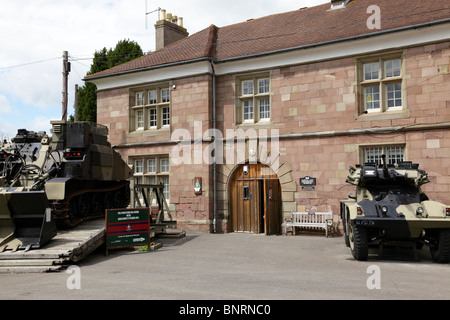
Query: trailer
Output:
[[132, 183, 184, 239]]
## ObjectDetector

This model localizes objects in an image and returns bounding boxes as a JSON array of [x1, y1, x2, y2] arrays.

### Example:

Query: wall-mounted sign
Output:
[[300, 176, 316, 191], [300, 176, 316, 185], [106, 208, 150, 254], [194, 177, 202, 195]]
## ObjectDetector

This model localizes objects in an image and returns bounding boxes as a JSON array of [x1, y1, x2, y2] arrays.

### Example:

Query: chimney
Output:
[[155, 9, 189, 50]]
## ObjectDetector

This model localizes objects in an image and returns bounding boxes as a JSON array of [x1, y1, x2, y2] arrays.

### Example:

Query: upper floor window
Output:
[[235, 73, 271, 125], [358, 53, 404, 115], [130, 83, 171, 132]]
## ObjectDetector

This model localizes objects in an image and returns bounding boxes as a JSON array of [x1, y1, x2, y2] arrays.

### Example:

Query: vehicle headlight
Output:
[[416, 206, 424, 215], [381, 206, 388, 214]]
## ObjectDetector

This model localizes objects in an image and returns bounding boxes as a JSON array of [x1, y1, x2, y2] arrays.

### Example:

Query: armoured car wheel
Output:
[[349, 225, 369, 261], [430, 229, 450, 263]]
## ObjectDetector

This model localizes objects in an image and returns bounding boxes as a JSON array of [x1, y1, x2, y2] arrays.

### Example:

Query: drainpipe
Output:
[[210, 59, 217, 233]]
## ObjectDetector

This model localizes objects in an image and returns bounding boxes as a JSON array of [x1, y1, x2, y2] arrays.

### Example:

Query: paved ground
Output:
[[1, 230, 450, 302]]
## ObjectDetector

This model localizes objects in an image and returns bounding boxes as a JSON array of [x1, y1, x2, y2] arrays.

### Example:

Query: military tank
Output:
[[0, 121, 132, 251], [341, 155, 450, 263]]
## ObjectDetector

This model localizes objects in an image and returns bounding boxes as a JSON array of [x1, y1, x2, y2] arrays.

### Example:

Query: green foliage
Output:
[[77, 82, 98, 122], [77, 39, 143, 122]]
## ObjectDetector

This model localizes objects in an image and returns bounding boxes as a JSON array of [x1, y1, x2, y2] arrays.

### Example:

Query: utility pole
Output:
[[62, 51, 70, 121], [74, 84, 79, 121]]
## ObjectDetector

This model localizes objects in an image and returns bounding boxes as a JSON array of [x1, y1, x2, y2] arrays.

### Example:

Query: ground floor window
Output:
[[360, 144, 405, 166], [132, 155, 170, 202]]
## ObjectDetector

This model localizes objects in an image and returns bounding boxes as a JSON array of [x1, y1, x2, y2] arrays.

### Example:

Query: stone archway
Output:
[[215, 148, 297, 233], [228, 162, 281, 234]]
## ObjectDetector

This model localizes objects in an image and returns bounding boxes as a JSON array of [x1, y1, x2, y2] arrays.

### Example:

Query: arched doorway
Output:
[[229, 162, 281, 235]]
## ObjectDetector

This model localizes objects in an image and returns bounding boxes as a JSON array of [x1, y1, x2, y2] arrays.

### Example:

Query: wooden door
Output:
[[264, 179, 281, 235], [230, 163, 280, 234], [231, 179, 260, 232]]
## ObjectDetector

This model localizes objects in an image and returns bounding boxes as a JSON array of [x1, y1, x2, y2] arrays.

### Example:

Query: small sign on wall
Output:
[[300, 176, 316, 191], [194, 177, 202, 195]]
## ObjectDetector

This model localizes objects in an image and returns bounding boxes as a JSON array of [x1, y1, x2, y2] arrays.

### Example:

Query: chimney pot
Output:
[[154, 11, 189, 50], [330, 0, 350, 10]]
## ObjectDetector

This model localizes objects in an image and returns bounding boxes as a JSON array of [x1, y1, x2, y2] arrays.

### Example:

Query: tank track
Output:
[[51, 181, 130, 229]]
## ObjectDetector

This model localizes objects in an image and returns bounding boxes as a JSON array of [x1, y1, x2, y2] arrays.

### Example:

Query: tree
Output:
[[77, 39, 143, 122]]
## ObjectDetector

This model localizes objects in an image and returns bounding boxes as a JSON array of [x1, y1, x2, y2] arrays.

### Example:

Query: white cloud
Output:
[[0, 95, 12, 115]]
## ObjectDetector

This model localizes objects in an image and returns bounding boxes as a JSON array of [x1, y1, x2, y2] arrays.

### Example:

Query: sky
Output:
[[0, 0, 329, 140]]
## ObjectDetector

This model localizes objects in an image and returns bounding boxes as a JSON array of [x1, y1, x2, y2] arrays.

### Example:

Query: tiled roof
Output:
[[86, 0, 450, 79]]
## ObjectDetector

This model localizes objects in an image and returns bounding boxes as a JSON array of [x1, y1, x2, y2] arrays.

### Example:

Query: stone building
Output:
[[85, 0, 450, 234]]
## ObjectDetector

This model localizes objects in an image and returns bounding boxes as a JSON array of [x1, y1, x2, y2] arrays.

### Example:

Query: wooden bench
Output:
[[284, 210, 333, 237]]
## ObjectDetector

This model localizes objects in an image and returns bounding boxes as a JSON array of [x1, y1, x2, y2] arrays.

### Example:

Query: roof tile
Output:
[[86, 0, 450, 79]]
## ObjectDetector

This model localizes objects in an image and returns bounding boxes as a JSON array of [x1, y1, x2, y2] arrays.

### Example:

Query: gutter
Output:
[[85, 57, 211, 81], [210, 59, 217, 233]]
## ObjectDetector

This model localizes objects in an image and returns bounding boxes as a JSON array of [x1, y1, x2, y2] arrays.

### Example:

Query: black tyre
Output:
[[430, 229, 450, 263], [350, 225, 369, 261]]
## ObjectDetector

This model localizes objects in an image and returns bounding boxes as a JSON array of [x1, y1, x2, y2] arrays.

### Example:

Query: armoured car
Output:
[[341, 155, 450, 262]]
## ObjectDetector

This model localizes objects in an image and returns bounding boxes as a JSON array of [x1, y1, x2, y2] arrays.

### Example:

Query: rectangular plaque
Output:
[[106, 208, 150, 253]]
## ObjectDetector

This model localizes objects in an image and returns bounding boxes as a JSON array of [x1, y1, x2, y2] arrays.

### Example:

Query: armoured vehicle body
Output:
[[0, 121, 132, 251], [341, 155, 450, 262]]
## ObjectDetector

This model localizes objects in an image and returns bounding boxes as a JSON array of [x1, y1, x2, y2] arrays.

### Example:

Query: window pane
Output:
[[147, 159, 156, 173], [136, 110, 144, 128], [149, 90, 157, 104], [387, 145, 404, 164], [258, 78, 270, 94], [160, 176, 170, 200], [243, 186, 249, 200], [259, 98, 270, 120], [364, 86, 380, 111], [149, 108, 157, 128], [136, 92, 144, 106], [243, 100, 254, 121], [135, 159, 143, 173], [162, 107, 170, 126], [364, 62, 379, 81], [161, 88, 170, 103], [364, 146, 383, 165], [385, 59, 401, 78], [242, 80, 254, 95], [387, 83, 402, 108], [160, 158, 169, 172]]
